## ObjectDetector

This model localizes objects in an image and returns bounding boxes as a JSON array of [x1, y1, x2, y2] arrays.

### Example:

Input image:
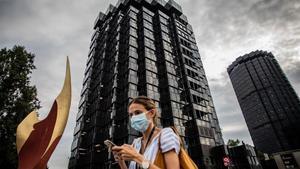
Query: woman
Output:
[[112, 96, 181, 169]]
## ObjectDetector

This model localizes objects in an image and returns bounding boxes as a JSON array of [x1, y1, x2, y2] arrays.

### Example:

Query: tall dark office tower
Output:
[[227, 50, 300, 154], [69, 0, 224, 168]]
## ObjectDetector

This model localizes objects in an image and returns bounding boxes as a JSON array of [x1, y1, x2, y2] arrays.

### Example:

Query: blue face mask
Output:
[[130, 112, 149, 133]]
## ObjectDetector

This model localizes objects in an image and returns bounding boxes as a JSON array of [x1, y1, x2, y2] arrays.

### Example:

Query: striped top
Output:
[[128, 128, 180, 169]]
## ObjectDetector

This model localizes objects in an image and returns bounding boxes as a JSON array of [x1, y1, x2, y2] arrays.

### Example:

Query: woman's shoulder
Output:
[[159, 127, 180, 154], [161, 127, 175, 133], [160, 127, 180, 140]]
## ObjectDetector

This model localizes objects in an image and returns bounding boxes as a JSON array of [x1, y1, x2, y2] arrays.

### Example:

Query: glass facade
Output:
[[69, 0, 224, 169], [228, 50, 300, 154]]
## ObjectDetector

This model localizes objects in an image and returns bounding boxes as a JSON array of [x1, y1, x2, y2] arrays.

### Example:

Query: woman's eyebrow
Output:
[[129, 110, 142, 114]]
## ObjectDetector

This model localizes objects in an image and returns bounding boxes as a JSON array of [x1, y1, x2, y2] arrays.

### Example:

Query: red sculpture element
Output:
[[16, 58, 71, 169]]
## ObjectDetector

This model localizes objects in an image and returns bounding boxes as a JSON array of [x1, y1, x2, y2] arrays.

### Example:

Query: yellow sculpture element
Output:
[[45, 56, 72, 155], [16, 57, 72, 169], [16, 111, 39, 153]]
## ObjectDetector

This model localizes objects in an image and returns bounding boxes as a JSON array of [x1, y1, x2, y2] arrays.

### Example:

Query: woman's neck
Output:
[[142, 123, 155, 141]]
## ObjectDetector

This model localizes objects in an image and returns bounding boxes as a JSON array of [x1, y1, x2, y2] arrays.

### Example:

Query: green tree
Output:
[[0, 46, 40, 168], [227, 139, 240, 147]]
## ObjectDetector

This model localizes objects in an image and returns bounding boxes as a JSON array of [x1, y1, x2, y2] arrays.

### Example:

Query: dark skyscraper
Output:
[[69, 0, 224, 168], [227, 50, 300, 154]]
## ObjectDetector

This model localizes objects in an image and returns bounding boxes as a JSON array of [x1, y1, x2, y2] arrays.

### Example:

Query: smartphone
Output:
[[104, 140, 116, 151]]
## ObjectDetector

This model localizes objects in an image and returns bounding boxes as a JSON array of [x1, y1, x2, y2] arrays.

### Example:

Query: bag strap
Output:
[[158, 131, 162, 150]]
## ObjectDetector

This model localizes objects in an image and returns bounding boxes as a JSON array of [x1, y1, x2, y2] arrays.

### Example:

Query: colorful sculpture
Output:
[[16, 58, 72, 169]]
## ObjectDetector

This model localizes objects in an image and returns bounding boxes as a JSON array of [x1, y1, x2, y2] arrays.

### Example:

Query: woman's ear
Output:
[[148, 109, 156, 118]]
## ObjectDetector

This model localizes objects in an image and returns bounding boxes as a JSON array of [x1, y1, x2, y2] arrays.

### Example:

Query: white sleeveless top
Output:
[[128, 128, 180, 169]]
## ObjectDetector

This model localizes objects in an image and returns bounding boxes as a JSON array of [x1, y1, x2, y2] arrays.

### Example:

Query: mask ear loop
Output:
[[145, 109, 158, 127]]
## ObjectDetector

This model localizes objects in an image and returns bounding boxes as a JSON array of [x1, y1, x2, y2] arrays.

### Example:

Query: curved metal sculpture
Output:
[[16, 57, 71, 169]]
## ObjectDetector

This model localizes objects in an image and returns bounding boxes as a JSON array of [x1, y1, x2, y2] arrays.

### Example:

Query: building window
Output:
[[186, 68, 198, 79], [161, 24, 169, 34], [130, 27, 138, 38], [159, 16, 168, 26], [143, 20, 153, 31], [142, 7, 154, 16], [184, 57, 196, 67], [143, 12, 153, 23], [129, 46, 138, 59], [129, 11, 137, 20], [166, 62, 177, 75], [129, 6, 139, 14], [145, 47, 156, 61], [144, 28, 154, 40], [129, 36, 138, 48], [145, 58, 157, 72], [163, 41, 172, 52], [144, 37, 155, 50], [130, 19, 137, 29], [164, 51, 174, 63], [162, 32, 171, 43]]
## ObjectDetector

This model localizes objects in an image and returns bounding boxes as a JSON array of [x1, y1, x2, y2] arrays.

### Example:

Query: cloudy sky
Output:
[[1, 0, 299, 168]]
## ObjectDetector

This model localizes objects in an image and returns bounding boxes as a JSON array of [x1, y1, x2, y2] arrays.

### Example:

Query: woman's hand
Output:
[[112, 150, 122, 162], [112, 146, 128, 169], [112, 144, 144, 164]]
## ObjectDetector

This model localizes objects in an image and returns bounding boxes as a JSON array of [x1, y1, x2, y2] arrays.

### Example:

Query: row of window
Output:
[[195, 110, 210, 121], [180, 38, 191, 48], [186, 68, 199, 78], [177, 28, 190, 40], [182, 47, 193, 57], [175, 20, 187, 32], [184, 57, 196, 68], [189, 81, 202, 92], [192, 94, 206, 106], [200, 137, 215, 146]]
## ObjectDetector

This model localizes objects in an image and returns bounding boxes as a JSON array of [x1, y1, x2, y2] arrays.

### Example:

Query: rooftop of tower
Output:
[[227, 50, 274, 74], [94, 0, 187, 29]]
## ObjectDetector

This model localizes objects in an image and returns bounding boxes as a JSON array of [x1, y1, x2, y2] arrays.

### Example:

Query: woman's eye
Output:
[[136, 111, 142, 115]]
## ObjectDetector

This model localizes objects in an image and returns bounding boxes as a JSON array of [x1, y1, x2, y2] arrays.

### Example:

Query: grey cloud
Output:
[[180, 0, 300, 79], [249, 0, 300, 23], [286, 61, 300, 84], [282, 59, 300, 96], [209, 72, 253, 145]]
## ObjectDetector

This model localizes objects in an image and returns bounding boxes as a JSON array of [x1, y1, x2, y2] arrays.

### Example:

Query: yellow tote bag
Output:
[[154, 127, 199, 169]]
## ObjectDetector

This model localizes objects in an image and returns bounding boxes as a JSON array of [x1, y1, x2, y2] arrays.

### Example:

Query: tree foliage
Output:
[[227, 139, 241, 147], [0, 46, 40, 168]]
